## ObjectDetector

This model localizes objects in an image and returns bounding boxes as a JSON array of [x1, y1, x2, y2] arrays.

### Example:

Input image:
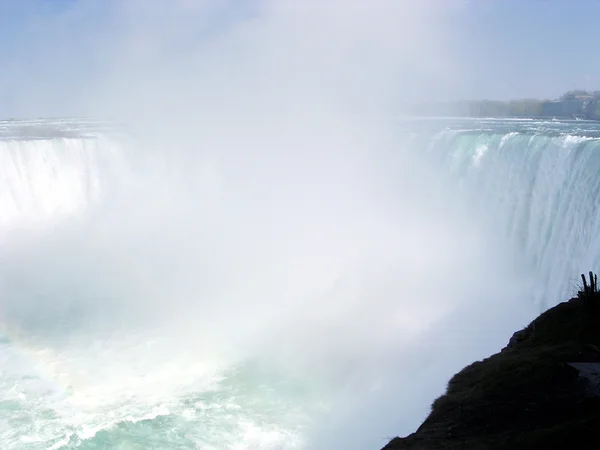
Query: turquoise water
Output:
[[2, 117, 600, 448]]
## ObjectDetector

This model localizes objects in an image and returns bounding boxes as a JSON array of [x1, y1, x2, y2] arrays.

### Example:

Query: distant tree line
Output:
[[413, 90, 600, 120]]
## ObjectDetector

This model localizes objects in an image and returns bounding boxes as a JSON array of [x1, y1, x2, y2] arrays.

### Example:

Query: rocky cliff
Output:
[[382, 273, 600, 450]]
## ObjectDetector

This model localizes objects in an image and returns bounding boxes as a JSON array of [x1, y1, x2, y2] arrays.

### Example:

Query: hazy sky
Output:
[[0, 0, 599, 118]]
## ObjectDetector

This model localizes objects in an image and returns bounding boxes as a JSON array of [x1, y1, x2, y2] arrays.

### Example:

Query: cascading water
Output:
[[0, 116, 597, 449], [0, 120, 328, 449], [0, 137, 127, 233], [414, 118, 600, 309]]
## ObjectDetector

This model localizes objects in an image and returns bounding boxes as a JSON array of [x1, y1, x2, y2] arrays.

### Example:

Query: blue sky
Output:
[[457, 0, 600, 100], [1, 0, 600, 118]]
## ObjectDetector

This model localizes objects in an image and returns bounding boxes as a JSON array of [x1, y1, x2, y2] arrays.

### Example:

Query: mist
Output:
[[0, 1, 540, 448]]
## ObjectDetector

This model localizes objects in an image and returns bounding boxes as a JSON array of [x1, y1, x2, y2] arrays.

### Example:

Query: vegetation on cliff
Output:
[[382, 272, 600, 450]]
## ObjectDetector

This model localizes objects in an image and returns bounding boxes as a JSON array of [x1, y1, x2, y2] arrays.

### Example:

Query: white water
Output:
[[420, 120, 600, 309], [0, 137, 130, 235], [2, 117, 597, 449]]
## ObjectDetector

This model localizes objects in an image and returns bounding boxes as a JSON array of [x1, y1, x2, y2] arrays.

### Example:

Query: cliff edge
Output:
[[382, 273, 600, 450]]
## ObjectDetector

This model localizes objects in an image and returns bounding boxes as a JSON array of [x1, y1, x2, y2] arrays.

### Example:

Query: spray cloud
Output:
[[0, 1, 538, 448]]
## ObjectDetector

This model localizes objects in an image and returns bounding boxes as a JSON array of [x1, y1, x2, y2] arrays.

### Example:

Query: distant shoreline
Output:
[[396, 114, 600, 123], [412, 90, 600, 122]]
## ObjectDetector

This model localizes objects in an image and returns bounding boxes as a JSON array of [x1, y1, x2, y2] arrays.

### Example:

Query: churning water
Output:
[[1, 117, 599, 449]]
